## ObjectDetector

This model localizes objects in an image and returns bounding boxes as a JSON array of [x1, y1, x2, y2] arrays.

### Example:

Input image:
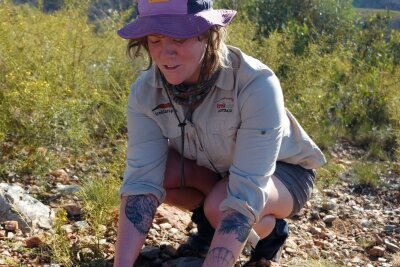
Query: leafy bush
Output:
[[0, 2, 133, 151], [0, 2, 138, 182]]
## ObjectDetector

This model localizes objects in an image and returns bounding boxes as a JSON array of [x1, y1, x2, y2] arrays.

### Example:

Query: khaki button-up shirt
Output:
[[120, 45, 326, 224]]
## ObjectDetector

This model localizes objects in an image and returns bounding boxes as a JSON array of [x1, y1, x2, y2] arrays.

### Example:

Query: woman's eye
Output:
[[149, 39, 160, 44], [173, 39, 186, 44]]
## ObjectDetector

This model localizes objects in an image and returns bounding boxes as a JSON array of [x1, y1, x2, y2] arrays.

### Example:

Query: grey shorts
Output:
[[274, 161, 316, 217]]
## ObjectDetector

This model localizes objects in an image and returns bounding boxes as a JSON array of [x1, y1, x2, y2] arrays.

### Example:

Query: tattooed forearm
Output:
[[218, 211, 252, 243], [204, 247, 235, 267], [125, 194, 159, 235]]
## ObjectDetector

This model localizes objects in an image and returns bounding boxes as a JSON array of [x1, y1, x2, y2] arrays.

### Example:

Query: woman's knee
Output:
[[203, 197, 220, 228], [253, 215, 276, 239], [203, 179, 228, 228], [259, 176, 294, 219]]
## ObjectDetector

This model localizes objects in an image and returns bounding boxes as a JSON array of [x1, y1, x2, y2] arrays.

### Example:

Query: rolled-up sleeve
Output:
[[219, 71, 286, 224], [120, 84, 168, 203]]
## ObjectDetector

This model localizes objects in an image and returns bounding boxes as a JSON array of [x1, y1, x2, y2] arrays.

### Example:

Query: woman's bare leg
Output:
[[163, 148, 220, 210]]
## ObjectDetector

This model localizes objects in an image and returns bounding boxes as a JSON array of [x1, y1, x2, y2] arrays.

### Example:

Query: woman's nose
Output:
[[161, 41, 176, 56]]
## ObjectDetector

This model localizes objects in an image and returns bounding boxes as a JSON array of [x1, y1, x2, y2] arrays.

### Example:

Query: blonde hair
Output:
[[126, 26, 227, 79]]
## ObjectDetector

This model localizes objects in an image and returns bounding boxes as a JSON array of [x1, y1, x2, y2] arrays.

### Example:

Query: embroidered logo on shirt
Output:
[[152, 103, 173, 116], [216, 97, 234, 113]]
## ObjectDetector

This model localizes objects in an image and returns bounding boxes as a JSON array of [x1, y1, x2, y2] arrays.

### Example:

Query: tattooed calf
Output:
[[218, 211, 252, 243], [204, 247, 235, 267], [125, 194, 158, 235]]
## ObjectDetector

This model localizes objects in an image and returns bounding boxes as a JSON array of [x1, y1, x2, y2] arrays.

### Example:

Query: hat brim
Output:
[[117, 9, 236, 39]]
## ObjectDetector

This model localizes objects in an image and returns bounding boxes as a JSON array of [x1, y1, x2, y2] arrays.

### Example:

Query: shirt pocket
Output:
[[203, 119, 238, 165], [157, 120, 181, 139]]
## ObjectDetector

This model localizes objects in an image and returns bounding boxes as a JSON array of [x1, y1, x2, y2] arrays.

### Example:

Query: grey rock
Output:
[[383, 225, 396, 232], [322, 200, 337, 211], [384, 240, 400, 252], [56, 183, 80, 194], [0, 183, 54, 232], [361, 219, 373, 228], [323, 215, 337, 224], [74, 220, 90, 230]]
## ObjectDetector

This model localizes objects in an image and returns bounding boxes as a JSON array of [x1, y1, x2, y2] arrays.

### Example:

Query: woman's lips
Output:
[[164, 65, 179, 70]]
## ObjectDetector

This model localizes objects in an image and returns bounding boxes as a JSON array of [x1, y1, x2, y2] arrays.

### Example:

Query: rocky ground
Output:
[[0, 143, 399, 267]]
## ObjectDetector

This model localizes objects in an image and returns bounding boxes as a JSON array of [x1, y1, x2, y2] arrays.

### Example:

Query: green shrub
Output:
[[0, 2, 133, 153], [79, 176, 120, 227], [0, 2, 137, 184], [48, 209, 73, 266]]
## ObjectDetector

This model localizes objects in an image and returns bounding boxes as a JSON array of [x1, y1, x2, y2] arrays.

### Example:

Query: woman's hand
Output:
[[114, 194, 159, 267]]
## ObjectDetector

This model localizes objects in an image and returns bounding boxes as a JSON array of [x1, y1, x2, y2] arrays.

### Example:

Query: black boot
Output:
[[177, 206, 215, 256], [249, 219, 288, 263]]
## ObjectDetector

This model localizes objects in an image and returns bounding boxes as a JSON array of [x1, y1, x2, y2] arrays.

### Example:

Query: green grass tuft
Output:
[[352, 161, 382, 187]]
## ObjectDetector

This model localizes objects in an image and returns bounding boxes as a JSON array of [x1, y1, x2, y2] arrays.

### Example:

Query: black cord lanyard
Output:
[[164, 87, 226, 186], [164, 87, 192, 188]]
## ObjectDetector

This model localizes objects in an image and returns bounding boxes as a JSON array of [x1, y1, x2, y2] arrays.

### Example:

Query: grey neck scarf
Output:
[[161, 68, 221, 107]]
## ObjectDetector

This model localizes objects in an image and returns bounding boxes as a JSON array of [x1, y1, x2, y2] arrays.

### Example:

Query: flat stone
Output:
[[4, 221, 18, 232], [350, 255, 362, 263], [50, 169, 69, 179], [322, 200, 337, 211], [61, 224, 74, 234], [285, 247, 297, 254], [74, 221, 89, 230], [368, 246, 385, 257], [25, 236, 42, 248], [323, 215, 337, 224], [360, 219, 373, 228], [0, 183, 54, 231], [160, 222, 172, 230], [384, 240, 400, 252], [63, 203, 82, 216], [56, 184, 80, 195]]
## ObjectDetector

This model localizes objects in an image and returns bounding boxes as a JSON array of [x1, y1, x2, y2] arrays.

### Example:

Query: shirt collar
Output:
[[215, 46, 236, 91]]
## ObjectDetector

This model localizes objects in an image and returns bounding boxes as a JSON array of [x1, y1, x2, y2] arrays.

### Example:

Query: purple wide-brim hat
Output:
[[117, 0, 236, 39]]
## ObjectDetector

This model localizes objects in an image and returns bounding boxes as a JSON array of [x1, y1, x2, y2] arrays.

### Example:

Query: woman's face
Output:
[[147, 34, 207, 85]]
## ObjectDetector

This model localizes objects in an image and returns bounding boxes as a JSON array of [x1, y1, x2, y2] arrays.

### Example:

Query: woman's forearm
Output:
[[114, 194, 159, 267], [203, 210, 253, 267]]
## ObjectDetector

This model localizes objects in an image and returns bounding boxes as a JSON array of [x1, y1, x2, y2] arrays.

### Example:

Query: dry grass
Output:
[[393, 252, 400, 267]]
